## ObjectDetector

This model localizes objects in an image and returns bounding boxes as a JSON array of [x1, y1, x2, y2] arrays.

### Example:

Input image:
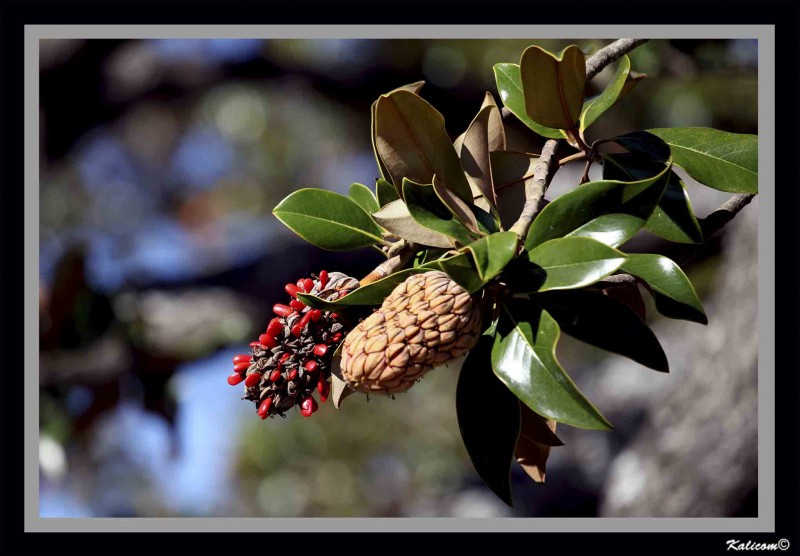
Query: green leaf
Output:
[[536, 289, 669, 372], [580, 55, 642, 132], [621, 253, 707, 324], [371, 81, 425, 183], [464, 231, 519, 283], [372, 199, 455, 248], [471, 203, 500, 235], [457, 330, 520, 507], [617, 128, 758, 194], [348, 182, 380, 214], [402, 178, 477, 246], [603, 153, 702, 244], [523, 237, 627, 292], [520, 45, 586, 131], [432, 176, 480, 234], [492, 300, 613, 430], [376, 178, 400, 207], [429, 251, 485, 294], [492, 63, 565, 139], [375, 89, 473, 203], [525, 164, 670, 249], [273, 189, 384, 251], [460, 92, 506, 211]]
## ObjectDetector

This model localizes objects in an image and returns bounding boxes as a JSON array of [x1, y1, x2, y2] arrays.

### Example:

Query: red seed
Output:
[[288, 368, 298, 381], [266, 319, 283, 337], [290, 299, 306, 311], [298, 312, 313, 328], [313, 344, 328, 357], [234, 362, 250, 373], [303, 278, 315, 293], [258, 397, 273, 419], [332, 332, 343, 342], [300, 397, 318, 417], [280, 353, 291, 363], [284, 283, 299, 297], [330, 313, 340, 320], [259, 334, 277, 348], [318, 270, 329, 288], [273, 304, 292, 317], [249, 342, 262, 349], [227, 372, 245, 386], [290, 323, 303, 337], [269, 369, 282, 382], [245, 373, 262, 388], [304, 360, 318, 373], [319, 381, 330, 402], [233, 354, 251, 364], [309, 309, 322, 322]]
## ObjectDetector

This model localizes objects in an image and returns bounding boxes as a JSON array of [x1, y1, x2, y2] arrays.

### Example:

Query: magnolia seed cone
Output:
[[340, 271, 482, 395]]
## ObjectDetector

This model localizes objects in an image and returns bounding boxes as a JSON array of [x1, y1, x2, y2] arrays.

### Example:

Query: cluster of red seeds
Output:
[[227, 270, 357, 419]]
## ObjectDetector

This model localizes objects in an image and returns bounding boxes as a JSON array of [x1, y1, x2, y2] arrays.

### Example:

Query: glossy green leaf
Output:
[[520, 45, 586, 131], [525, 164, 670, 249], [402, 178, 477, 246], [492, 63, 565, 139], [580, 55, 642, 132], [460, 92, 506, 211], [617, 128, 758, 193], [465, 231, 519, 283], [429, 251, 485, 294], [536, 289, 669, 372], [471, 204, 500, 235], [348, 182, 380, 214], [273, 189, 383, 251], [372, 199, 455, 248], [370, 81, 425, 183], [621, 253, 707, 324], [375, 89, 473, 203], [457, 330, 520, 507], [376, 178, 400, 207], [492, 300, 613, 430], [432, 176, 480, 234], [524, 237, 627, 292], [603, 153, 702, 244]]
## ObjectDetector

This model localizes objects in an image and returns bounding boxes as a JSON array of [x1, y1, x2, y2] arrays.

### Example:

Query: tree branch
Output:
[[598, 193, 756, 289], [585, 39, 650, 81], [509, 140, 559, 240]]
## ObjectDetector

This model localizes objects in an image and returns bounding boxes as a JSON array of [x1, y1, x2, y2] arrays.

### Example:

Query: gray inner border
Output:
[[25, 24, 775, 533]]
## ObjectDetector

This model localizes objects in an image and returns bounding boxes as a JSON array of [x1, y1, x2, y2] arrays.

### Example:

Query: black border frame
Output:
[[2, 1, 798, 555]]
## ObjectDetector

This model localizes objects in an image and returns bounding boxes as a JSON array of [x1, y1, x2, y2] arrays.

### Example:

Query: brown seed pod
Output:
[[340, 271, 482, 395]]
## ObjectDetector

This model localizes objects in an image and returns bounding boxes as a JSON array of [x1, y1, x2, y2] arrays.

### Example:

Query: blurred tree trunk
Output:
[[599, 199, 758, 517]]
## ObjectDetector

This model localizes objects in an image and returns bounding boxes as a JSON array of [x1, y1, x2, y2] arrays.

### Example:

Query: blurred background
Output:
[[38, 38, 758, 518]]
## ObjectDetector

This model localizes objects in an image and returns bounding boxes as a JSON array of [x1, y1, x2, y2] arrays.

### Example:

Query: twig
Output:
[[585, 39, 650, 81], [699, 194, 755, 238], [509, 140, 559, 240], [360, 240, 418, 285], [598, 193, 756, 289]]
